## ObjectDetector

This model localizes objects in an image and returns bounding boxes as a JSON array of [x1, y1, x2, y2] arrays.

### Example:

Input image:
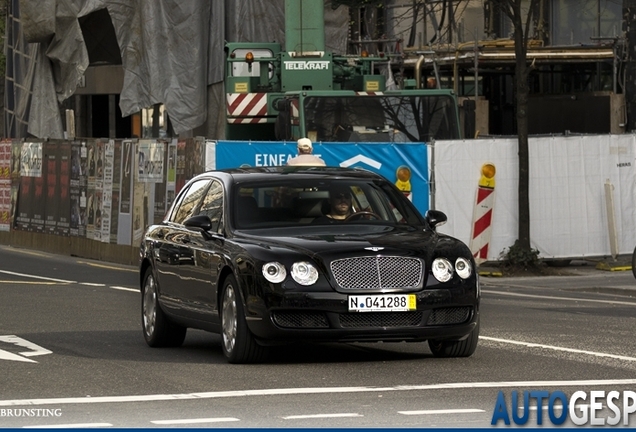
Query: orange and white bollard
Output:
[[469, 163, 496, 264]]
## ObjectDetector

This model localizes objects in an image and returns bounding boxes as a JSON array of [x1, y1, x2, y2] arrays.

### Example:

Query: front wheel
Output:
[[141, 268, 187, 347], [220, 275, 267, 363], [632, 246, 636, 280], [428, 318, 479, 358]]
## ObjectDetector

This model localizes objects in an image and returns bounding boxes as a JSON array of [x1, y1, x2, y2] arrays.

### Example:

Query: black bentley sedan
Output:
[[139, 166, 480, 363]]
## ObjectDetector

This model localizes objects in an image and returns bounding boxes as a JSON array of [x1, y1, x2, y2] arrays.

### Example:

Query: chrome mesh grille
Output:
[[339, 312, 423, 328], [330, 256, 423, 290], [273, 312, 329, 328], [427, 307, 471, 325]]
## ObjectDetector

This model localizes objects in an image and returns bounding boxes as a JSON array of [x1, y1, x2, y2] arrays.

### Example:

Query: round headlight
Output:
[[291, 261, 319, 286], [455, 257, 472, 279], [432, 258, 453, 283], [262, 262, 287, 283]]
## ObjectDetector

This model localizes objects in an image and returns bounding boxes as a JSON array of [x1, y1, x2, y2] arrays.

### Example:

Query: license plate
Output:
[[348, 294, 416, 312]]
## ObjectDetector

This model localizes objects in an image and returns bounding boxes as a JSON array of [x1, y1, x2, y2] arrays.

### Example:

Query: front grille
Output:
[[273, 311, 329, 328], [339, 312, 423, 328], [427, 307, 471, 325], [330, 256, 423, 290]]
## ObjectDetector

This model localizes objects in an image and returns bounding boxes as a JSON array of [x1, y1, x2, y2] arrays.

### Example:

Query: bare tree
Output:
[[491, 0, 540, 262]]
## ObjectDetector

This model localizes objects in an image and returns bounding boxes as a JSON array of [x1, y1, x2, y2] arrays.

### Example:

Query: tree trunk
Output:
[[512, 4, 531, 251]]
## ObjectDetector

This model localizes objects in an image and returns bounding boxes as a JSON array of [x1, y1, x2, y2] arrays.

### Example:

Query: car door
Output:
[[185, 179, 225, 321], [154, 179, 210, 313]]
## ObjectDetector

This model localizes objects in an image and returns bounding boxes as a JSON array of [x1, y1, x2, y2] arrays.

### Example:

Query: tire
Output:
[[428, 318, 479, 358], [632, 246, 636, 280], [220, 275, 267, 363], [141, 268, 187, 347]]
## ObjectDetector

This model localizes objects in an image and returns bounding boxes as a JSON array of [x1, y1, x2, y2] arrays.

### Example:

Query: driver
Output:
[[313, 184, 353, 223]]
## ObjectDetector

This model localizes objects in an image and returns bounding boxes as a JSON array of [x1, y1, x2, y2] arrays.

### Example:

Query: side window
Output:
[[171, 180, 210, 225], [198, 180, 224, 232]]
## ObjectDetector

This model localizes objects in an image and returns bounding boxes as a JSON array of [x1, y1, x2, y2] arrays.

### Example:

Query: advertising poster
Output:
[[44, 142, 59, 235], [70, 141, 87, 237], [57, 142, 71, 236], [101, 140, 114, 243], [86, 139, 97, 240], [137, 140, 165, 183], [153, 140, 168, 223], [132, 181, 146, 246], [175, 139, 187, 194], [0, 139, 11, 231], [10, 140, 21, 227], [117, 140, 134, 246], [166, 140, 177, 209], [215, 140, 430, 213], [109, 140, 122, 244], [16, 142, 44, 232], [120, 140, 133, 214]]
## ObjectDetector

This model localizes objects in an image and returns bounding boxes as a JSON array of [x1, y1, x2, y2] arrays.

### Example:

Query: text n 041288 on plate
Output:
[[348, 294, 416, 312]]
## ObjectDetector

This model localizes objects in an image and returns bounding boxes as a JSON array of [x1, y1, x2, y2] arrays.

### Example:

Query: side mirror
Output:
[[184, 215, 214, 239], [425, 210, 447, 229]]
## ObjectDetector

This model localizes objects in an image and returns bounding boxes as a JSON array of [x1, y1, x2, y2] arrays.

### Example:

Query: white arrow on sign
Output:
[[339, 155, 382, 170], [0, 335, 52, 363]]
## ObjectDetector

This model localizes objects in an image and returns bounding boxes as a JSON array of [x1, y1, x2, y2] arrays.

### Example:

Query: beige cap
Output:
[[297, 137, 313, 150]]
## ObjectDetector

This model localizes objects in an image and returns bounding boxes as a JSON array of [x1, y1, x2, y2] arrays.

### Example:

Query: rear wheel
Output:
[[141, 268, 187, 347], [632, 246, 636, 279], [220, 275, 267, 363], [428, 318, 479, 358]]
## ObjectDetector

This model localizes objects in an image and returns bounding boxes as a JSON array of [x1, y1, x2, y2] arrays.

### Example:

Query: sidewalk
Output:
[[477, 254, 634, 278], [477, 255, 636, 297]]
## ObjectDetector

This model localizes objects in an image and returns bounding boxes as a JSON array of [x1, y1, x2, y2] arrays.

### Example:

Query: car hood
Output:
[[236, 225, 445, 262]]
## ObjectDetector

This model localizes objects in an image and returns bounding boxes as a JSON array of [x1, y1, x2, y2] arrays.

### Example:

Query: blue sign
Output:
[[215, 140, 430, 213]]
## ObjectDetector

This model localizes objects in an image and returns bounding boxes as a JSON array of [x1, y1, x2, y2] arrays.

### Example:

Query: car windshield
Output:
[[233, 179, 423, 229]]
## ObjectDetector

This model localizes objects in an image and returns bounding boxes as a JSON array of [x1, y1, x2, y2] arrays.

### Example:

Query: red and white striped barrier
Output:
[[226, 93, 268, 123], [469, 164, 496, 264]]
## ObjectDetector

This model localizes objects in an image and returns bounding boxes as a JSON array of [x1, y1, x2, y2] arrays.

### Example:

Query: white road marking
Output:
[[0, 349, 37, 363], [2, 379, 636, 407], [79, 282, 106, 287], [482, 289, 636, 306], [151, 417, 239, 425], [399, 409, 485, 415], [24, 423, 112, 428], [0, 335, 52, 363], [110, 286, 138, 293], [480, 336, 636, 362], [0, 270, 75, 284], [0, 280, 59, 285], [75, 261, 137, 272], [283, 413, 362, 420], [0, 335, 52, 357]]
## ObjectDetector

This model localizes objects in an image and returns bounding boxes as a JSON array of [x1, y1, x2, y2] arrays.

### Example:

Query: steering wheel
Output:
[[344, 211, 382, 222]]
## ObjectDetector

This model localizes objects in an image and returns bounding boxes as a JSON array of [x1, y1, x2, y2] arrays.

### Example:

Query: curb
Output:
[[478, 269, 504, 277], [595, 261, 632, 272]]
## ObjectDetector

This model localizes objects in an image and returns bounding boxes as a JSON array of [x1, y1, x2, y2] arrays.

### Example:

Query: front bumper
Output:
[[243, 286, 479, 344]]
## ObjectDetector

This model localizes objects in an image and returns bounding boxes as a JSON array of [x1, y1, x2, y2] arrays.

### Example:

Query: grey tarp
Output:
[[15, 0, 349, 139]]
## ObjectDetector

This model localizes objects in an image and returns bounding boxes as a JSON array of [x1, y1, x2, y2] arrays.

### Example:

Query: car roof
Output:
[[194, 166, 385, 183]]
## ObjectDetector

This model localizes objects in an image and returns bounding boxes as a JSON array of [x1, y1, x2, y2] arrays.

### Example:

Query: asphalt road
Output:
[[0, 245, 635, 428]]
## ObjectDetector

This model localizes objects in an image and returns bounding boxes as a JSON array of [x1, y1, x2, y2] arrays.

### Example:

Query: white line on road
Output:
[[482, 289, 636, 306], [151, 417, 240, 425], [398, 409, 485, 415], [283, 413, 363, 420], [109, 286, 138, 293], [0, 270, 75, 284], [23, 423, 113, 428], [2, 379, 636, 407], [0, 268, 138, 293], [480, 336, 636, 362]]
